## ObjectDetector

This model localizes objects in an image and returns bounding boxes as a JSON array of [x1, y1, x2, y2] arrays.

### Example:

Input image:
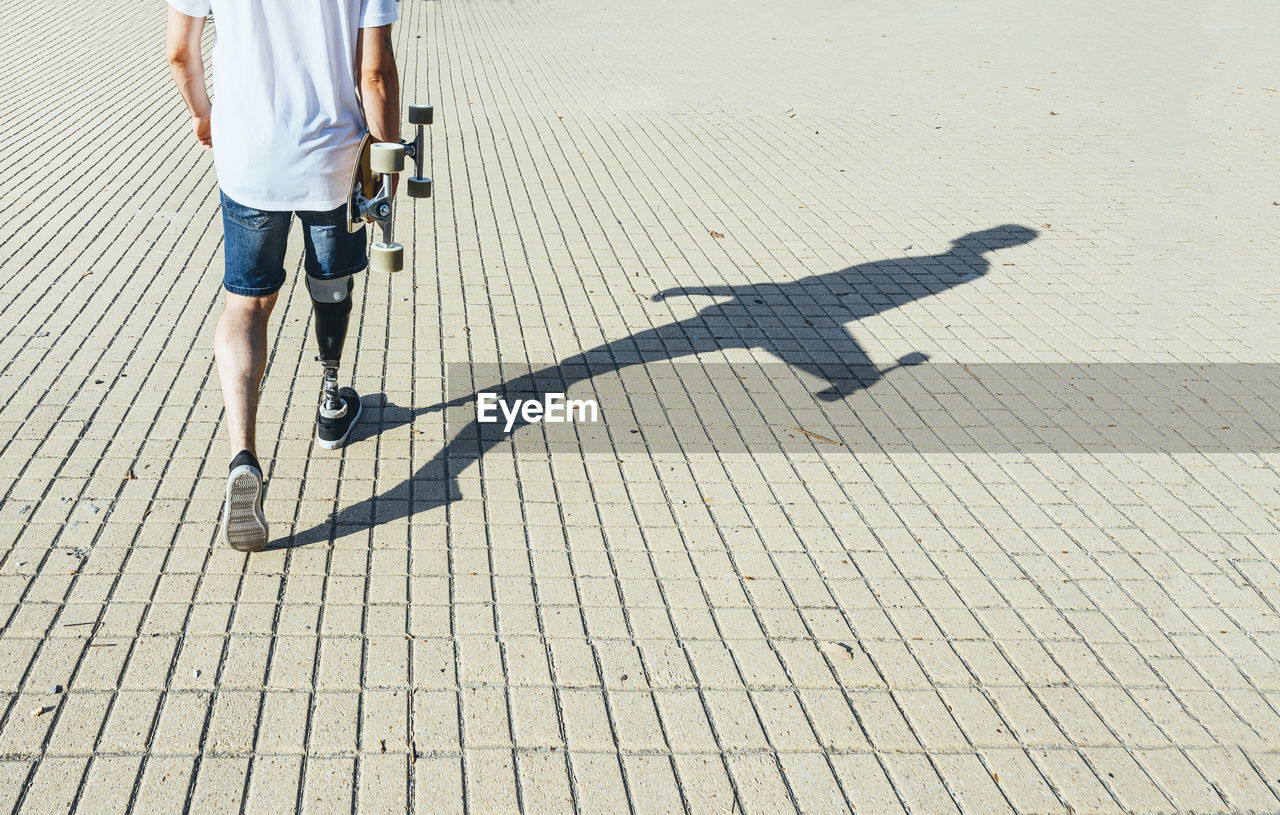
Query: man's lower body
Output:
[[215, 191, 368, 552]]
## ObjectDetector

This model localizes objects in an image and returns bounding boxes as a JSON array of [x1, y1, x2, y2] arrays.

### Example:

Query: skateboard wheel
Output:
[[407, 177, 432, 199], [370, 242, 404, 273], [408, 105, 433, 126], [370, 143, 405, 174]]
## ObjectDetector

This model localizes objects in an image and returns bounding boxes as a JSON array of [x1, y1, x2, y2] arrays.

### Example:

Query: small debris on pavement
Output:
[[31, 706, 53, 717], [47, 685, 62, 695], [192, 670, 202, 679], [820, 641, 858, 662], [792, 426, 841, 446]]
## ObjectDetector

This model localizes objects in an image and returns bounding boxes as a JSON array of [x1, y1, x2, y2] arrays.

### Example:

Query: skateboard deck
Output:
[[346, 132, 377, 233]]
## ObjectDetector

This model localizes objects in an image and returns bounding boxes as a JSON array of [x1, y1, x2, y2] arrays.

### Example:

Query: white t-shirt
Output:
[[168, 0, 399, 211]]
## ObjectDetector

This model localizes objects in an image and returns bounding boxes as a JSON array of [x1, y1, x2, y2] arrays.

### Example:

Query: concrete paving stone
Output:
[[1081, 746, 1177, 815], [987, 685, 1072, 749], [73, 755, 140, 815], [896, 689, 972, 752], [829, 753, 905, 815], [355, 754, 409, 815], [653, 760, 731, 814], [187, 757, 250, 813], [1030, 749, 1122, 814], [299, 756, 355, 815], [460, 686, 511, 750], [132, 755, 197, 815], [567, 751, 630, 815], [978, 748, 1069, 815], [704, 689, 775, 752], [307, 691, 360, 756], [1034, 687, 1119, 749], [95, 690, 161, 754], [266, 636, 320, 690], [779, 752, 852, 815], [360, 688, 409, 753], [559, 688, 617, 753], [463, 748, 520, 814], [725, 752, 799, 815], [863, 639, 934, 690], [652, 690, 719, 754], [619, 753, 686, 815], [514, 750, 575, 815], [411, 755, 464, 815], [1077, 686, 1172, 748], [880, 753, 963, 815], [751, 689, 824, 753], [150, 691, 211, 755], [0, 639, 39, 691], [593, 640, 648, 689], [951, 640, 1025, 687], [16, 755, 85, 815], [507, 687, 561, 749], [606, 689, 668, 752], [932, 752, 1015, 815], [315, 637, 362, 689], [846, 690, 922, 753]]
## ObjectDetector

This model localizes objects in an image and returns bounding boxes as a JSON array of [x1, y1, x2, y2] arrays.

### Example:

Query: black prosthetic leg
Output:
[[307, 276, 354, 420]]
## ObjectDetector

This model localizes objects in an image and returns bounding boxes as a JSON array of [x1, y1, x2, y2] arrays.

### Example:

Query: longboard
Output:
[[344, 105, 434, 273]]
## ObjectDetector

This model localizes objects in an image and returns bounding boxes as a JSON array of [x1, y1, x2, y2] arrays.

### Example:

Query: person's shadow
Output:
[[278, 225, 1037, 548]]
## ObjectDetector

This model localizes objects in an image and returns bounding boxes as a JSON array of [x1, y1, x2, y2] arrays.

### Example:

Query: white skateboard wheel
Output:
[[408, 105, 433, 126], [407, 177, 432, 199], [370, 241, 404, 273], [370, 143, 405, 174]]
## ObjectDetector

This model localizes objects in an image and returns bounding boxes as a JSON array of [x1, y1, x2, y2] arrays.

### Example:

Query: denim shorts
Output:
[[220, 191, 367, 297]]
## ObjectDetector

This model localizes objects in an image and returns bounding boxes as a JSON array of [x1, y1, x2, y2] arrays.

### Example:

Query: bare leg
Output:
[[215, 291, 279, 456]]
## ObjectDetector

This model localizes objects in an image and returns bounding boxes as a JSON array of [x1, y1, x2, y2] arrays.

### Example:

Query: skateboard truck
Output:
[[349, 104, 433, 273]]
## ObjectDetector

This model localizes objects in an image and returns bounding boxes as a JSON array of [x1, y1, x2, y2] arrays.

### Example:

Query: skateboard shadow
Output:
[[274, 225, 1037, 549]]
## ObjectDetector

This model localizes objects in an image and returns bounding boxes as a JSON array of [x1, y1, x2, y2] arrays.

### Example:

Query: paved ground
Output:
[[1, 0, 1279, 812]]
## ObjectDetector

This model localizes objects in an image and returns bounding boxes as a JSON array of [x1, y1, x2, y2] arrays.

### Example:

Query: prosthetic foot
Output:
[[309, 276, 362, 449]]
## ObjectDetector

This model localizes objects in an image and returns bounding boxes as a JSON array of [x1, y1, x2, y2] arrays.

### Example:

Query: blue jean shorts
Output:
[[220, 191, 367, 297]]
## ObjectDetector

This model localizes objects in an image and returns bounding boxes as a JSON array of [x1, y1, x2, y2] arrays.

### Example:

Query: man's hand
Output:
[[166, 8, 213, 151], [192, 113, 212, 150]]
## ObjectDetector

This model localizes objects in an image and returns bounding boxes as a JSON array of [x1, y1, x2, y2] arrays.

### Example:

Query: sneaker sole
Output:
[[223, 465, 268, 552], [316, 396, 362, 450]]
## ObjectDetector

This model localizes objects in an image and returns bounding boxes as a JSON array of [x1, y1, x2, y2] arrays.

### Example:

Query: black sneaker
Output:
[[222, 454, 268, 552], [317, 386, 362, 449]]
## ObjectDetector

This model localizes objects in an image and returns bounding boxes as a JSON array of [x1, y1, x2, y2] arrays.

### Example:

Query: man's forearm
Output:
[[166, 9, 210, 116], [169, 58, 211, 117], [359, 26, 400, 144], [362, 73, 400, 144]]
